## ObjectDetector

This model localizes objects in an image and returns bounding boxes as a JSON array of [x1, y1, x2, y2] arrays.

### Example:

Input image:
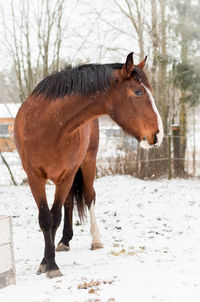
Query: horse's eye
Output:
[[135, 90, 142, 96]]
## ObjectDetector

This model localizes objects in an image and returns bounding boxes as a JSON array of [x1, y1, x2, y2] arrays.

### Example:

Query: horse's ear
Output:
[[137, 56, 147, 69], [121, 52, 134, 79]]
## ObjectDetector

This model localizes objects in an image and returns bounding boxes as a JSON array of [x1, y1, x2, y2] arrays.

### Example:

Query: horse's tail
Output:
[[72, 168, 87, 222]]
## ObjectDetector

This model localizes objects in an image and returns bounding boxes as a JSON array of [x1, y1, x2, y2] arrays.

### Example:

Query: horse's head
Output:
[[107, 52, 163, 149]]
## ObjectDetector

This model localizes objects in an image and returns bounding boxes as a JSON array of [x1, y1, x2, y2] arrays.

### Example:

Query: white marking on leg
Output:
[[89, 201, 102, 247], [142, 84, 164, 147]]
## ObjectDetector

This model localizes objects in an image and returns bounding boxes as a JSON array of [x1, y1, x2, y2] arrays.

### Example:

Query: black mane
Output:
[[31, 63, 150, 99]]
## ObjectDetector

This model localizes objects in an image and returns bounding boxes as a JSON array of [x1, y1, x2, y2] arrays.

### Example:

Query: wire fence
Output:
[[0, 128, 200, 185], [97, 129, 200, 179]]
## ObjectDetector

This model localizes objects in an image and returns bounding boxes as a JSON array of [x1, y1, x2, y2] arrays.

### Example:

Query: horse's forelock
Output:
[[131, 66, 151, 90]]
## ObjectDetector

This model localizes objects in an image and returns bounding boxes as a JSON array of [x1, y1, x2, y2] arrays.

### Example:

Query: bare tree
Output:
[[1, 0, 68, 102], [0, 152, 17, 186], [112, 0, 146, 59]]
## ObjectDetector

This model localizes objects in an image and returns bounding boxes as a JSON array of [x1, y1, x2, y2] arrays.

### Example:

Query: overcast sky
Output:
[[0, 0, 141, 72]]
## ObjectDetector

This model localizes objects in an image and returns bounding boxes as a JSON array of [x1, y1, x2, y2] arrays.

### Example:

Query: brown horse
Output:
[[14, 52, 163, 278]]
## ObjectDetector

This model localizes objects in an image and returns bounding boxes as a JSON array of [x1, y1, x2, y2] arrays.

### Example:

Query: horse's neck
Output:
[[61, 94, 106, 133]]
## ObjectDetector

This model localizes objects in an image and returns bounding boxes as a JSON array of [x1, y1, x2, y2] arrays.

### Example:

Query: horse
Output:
[[14, 52, 163, 278]]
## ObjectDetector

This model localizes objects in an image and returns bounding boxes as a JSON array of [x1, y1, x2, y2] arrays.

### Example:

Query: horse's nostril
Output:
[[153, 134, 158, 145], [143, 136, 147, 141]]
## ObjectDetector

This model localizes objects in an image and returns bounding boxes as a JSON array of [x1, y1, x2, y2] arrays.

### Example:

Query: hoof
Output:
[[37, 264, 47, 275], [46, 269, 62, 279], [91, 243, 104, 250], [56, 242, 70, 252]]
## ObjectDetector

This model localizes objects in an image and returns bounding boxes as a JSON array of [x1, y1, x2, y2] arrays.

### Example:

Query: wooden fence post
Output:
[[172, 124, 181, 176], [168, 135, 172, 179]]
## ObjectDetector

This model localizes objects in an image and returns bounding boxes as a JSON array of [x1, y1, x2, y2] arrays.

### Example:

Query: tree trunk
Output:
[[146, 0, 168, 178], [0, 153, 17, 186], [151, 0, 159, 91], [178, 0, 189, 176]]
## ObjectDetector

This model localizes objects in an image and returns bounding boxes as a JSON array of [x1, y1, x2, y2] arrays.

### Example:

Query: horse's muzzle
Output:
[[140, 132, 160, 149]]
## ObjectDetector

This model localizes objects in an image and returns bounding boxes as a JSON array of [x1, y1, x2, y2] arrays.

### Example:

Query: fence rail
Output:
[[0, 129, 199, 184]]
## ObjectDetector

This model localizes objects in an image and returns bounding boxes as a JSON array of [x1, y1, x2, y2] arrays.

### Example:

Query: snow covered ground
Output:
[[0, 175, 200, 302]]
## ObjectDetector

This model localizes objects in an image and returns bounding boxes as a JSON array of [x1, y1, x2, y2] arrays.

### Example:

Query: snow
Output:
[[0, 175, 200, 301], [0, 104, 20, 118]]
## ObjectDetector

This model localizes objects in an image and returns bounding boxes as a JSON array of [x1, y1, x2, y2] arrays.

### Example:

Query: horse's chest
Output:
[[62, 133, 89, 161], [55, 124, 89, 156]]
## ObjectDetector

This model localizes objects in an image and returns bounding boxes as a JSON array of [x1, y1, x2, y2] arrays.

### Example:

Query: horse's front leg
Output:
[[37, 201, 62, 278], [28, 175, 62, 278], [39, 178, 73, 277]]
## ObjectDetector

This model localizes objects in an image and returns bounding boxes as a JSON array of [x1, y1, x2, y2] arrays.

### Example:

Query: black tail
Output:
[[72, 168, 87, 222]]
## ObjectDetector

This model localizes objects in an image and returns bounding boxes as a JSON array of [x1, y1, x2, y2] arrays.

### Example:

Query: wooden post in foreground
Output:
[[0, 216, 15, 288]]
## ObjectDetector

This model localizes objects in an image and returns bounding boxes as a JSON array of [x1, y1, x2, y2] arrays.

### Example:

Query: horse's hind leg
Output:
[[81, 157, 103, 250], [88, 198, 103, 250], [56, 188, 74, 252], [27, 174, 62, 278]]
